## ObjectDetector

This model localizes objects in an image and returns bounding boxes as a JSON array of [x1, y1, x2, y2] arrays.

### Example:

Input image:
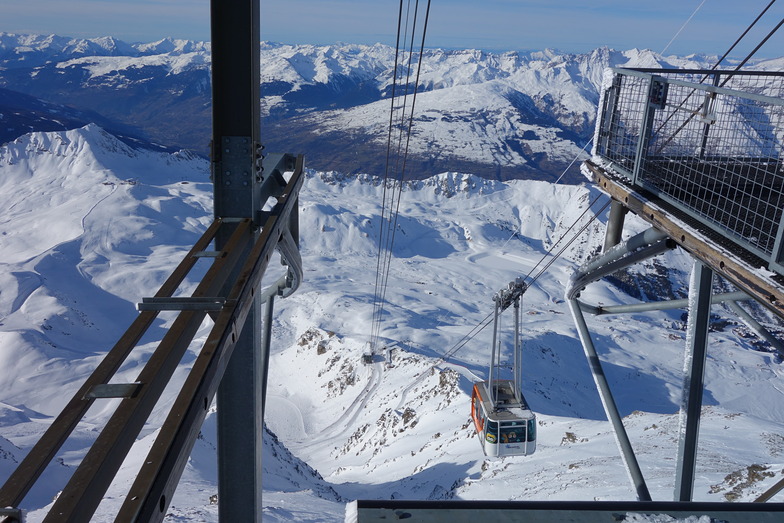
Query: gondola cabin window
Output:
[[486, 421, 498, 443]]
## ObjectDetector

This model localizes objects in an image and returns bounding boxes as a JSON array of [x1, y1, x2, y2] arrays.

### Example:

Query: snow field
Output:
[[0, 127, 783, 522]]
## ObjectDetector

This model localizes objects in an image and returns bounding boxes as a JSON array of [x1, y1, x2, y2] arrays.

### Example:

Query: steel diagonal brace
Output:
[[565, 227, 677, 502]]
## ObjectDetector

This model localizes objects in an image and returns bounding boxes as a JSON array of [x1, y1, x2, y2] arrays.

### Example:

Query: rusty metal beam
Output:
[[584, 160, 784, 320], [0, 219, 223, 510], [42, 220, 252, 523]]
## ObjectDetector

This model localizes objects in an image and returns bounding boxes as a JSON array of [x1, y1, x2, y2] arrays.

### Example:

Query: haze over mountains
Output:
[[4, 33, 782, 182]]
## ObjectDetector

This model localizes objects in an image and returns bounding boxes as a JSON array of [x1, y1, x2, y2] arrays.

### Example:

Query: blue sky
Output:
[[4, 0, 784, 57]]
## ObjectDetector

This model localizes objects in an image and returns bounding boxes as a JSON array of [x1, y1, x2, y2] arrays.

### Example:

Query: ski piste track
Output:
[[0, 183, 117, 325]]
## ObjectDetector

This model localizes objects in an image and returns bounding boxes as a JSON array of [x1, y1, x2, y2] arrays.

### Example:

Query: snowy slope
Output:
[[0, 128, 783, 522]]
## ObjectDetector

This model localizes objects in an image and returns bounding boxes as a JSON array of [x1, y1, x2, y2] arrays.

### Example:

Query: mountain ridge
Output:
[[6, 32, 780, 182]]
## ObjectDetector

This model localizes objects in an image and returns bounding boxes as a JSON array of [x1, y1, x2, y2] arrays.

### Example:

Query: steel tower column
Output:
[[603, 200, 627, 252], [210, 1, 264, 521], [674, 261, 713, 501]]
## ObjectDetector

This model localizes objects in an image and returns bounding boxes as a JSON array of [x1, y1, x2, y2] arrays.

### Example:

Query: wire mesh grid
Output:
[[598, 74, 650, 175], [597, 69, 784, 265]]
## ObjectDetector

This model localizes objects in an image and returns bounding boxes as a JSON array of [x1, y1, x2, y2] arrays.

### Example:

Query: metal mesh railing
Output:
[[595, 68, 784, 273]]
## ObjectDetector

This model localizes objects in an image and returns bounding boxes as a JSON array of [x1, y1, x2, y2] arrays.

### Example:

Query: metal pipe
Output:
[[580, 291, 751, 316], [604, 200, 627, 252], [674, 262, 713, 501], [567, 298, 652, 501], [569, 237, 675, 300], [570, 228, 670, 296], [261, 292, 275, 416], [726, 300, 784, 356], [488, 301, 499, 407], [513, 298, 522, 403]]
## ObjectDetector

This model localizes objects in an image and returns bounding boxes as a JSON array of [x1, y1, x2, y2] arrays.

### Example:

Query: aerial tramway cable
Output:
[[659, 0, 708, 56], [421, 193, 612, 373], [370, 0, 432, 354], [374, 0, 753, 369], [370, 0, 406, 354], [654, 0, 782, 151]]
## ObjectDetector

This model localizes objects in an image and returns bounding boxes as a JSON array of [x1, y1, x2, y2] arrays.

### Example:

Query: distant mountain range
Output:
[[2, 32, 783, 182]]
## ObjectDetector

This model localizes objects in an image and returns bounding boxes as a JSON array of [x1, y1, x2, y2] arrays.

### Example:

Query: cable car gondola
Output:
[[471, 379, 536, 457], [471, 277, 537, 457]]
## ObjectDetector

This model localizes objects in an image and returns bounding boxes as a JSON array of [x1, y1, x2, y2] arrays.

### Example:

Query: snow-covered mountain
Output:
[[1, 126, 784, 521], [5, 33, 780, 182]]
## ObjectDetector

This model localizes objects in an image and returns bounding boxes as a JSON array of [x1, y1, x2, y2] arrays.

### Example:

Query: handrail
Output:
[[594, 67, 784, 274]]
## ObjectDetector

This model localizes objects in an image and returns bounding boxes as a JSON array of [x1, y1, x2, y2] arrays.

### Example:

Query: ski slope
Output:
[[0, 127, 783, 522]]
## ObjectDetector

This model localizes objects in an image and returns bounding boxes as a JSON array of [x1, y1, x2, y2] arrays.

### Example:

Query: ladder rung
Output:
[[84, 383, 141, 400], [193, 251, 222, 258], [137, 297, 226, 311]]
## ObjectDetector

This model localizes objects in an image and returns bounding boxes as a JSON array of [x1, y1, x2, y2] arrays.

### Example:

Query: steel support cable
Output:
[[711, 0, 777, 71], [425, 195, 612, 372], [498, 137, 596, 251], [654, 3, 783, 152], [520, 192, 611, 285], [370, 0, 406, 352], [371, 0, 414, 350], [376, 0, 430, 330], [411, 201, 633, 403], [423, 204, 611, 383], [379, 0, 421, 277], [374, 0, 420, 342], [371, 0, 413, 350], [371, 0, 432, 352], [659, 0, 708, 56], [527, 198, 612, 289]]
